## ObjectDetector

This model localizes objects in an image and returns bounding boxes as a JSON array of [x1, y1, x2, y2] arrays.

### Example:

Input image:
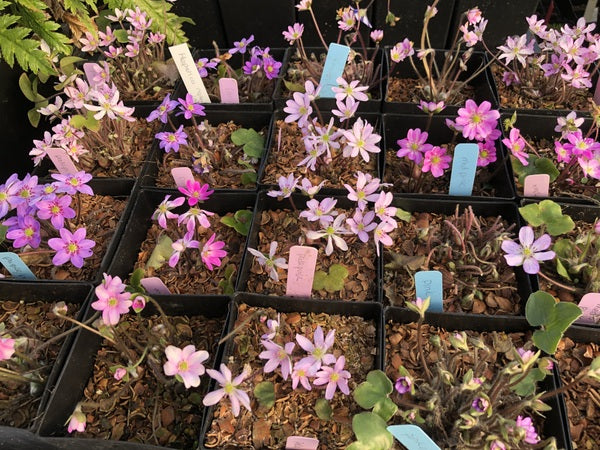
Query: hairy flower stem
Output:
[[537, 370, 592, 402], [0, 367, 34, 384], [308, 8, 328, 50], [218, 309, 265, 345], [417, 318, 433, 381], [54, 312, 115, 345], [538, 270, 581, 293]]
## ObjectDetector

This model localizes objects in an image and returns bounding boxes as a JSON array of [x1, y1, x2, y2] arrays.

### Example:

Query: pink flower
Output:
[[201, 233, 227, 270], [91, 274, 132, 325], [282, 23, 304, 44], [48, 227, 96, 268], [502, 128, 529, 166], [178, 180, 213, 206], [467, 8, 482, 24], [291, 362, 316, 390], [501, 226, 555, 274], [259, 340, 295, 380], [332, 96, 358, 122], [390, 39, 414, 63], [67, 406, 86, 433], [36, 195, 76, 229], [477, 140, 497, 167], [342, 118, 381, 163], [422, 146, 452, 178], [396, 128, 433, 165], [283, 91, 312, 128], [295, 326, 336, 372], [131, 296, 146, 313], [114, 368, 127, 380], [516, 415, 540, 444], [497, 34, 535, 66], [313, 355, 351, 400], [370, 29, 384, 42], [0, 337, 15, 360], [203, 364, 252, 417], [346, 209, 377, 242], [163, 344, 209, 389], [152, 195, 185, 228], [455, 100, 500, 142], [343, 172, 381, 210], [332, 77, 369, 102], [299, 197, 338, 225]]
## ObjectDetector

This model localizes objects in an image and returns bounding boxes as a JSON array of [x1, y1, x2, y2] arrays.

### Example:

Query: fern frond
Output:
[[17, 5, 72, 55], [64, 0, 97, 15], [0, 15, 54, 76], [13, 0, 48, 13]]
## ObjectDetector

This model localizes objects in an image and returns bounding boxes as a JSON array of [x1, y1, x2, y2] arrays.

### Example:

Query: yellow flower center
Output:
[[67, 242, 79, 253]]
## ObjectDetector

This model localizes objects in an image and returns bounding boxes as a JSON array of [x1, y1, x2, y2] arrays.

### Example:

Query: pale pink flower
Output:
[[203, 364, 252, 417], [332, 77, 369, 102], [0, 337, 15, 360], [163, 345, 209, 389], [313, 355, 351, 400], [390, 39, 414, 63], [295, 326, 336, 372], [259, 340, 295, 380], [67, 405, 86, 433], [91, 274, 132, 325], [501, 226, 555, 274], [342, 118, 381, 162]]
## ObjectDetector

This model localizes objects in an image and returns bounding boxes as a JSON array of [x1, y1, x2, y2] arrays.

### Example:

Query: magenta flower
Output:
[[502, 128, 529, 166], [563, 130, 600, 159], [131, 296, 146, 313], [152, 195, 185, 229], [0, 337, 15, 360], [66, 406, 86, 433], [247, 241, 288, 281], [501, 226, 555, 274], [455, 100, 500, 142], [299, 197, 338, 225], [177, 93, 206, 119], [203, 364, 252, 417], [6, 215, 41, 248], [263, 56, 282, 80], [422, 146, 452, 178], [283, 23, 304, 44], [48, 227, 95, 268], [259, 340, 295, 380], [178, 180, 213, 206], [201, 233, 227, 270], [283, 91, 312, 128], [156, 125, 188, 153], [7, 174, 41, 209], [516, 415, 540, 444], [36, 195, 76, 229], [394, 375, 412, 394], [147, 94, 178, 123], [313, 355, 351, 400], [477, 140, 497, 167], [91, 274, 132, 325], [295, 326, 336, 372], [342, 118, 381, 163], [396, 128, 433, 165], [51, 171, 94, 196], [163, 344, 209, 389]]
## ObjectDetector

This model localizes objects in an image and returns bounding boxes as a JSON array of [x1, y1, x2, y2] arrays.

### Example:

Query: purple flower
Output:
[[242, 54, 263, 75], [91, 274, 132, 325], [36, 195, 76, 229], [156, 125, 188, 153], [196, 58, 218, 77], [299, 197, 338, 225], [177, 94, 206, 119], [147, 94, 178, 123], [263, 56, 282, 80], [501, 226, 555, 274], [313, 355, 351, 400], [0, 174, 19, 219], [516, 415, 540, 445], [282, 23, 304, 44], [201, 233, 227, 270], [51, 172, 94, 196], [169, 225, 200, 267], [6, 215, 41, 248], [455, 100, 500, 142], [396, 128, 433, 165], [295, 326, 336, 372], [152, 195, 185, 228], [267, 173, 298, 198], [203, 364, 252, 417], [163, 345, 209, 389], [422, 146, 452, 178], [283, 91, 312, 128], [7, 174, 41, 210], [48, 227, 95, 268], [230, 35, 254, 54], [395, 376, 412, 394], [259, 340, 295, 380], [178, 180, 213, 206], [471, 396, 490, 413], [342, 118, 381, 163]]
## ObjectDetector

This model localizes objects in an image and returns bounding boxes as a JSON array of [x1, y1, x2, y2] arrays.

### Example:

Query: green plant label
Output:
[[319, 43, 351, 98], [0, 252, 36, 280], [286, 245, 318, 297], [285, 436, 319, 449], [169, 44, 211, 103], [448, 143, 478, 196], [577, 293, 600, 324], [415, 271, 443, 312], [523, 174, 550, 197], [387, 425, 441, 450], [219, 77, 239, 103]]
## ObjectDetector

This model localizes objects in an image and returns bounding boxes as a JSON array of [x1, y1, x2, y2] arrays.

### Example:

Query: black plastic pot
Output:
[[380, 196, 533, 315], [237, 190, 381, 303], [383, 307, 571, 449], [373, 0, 455, 48], [173, 0, 227, 50], [38, 295, 231, 446], [382, 113, 515, 199], [199, 292, 383, 449], [259, 110, 383, 194], [140, 110, 273, 191], [383, 49, 497, 115], [274, 47, 383, 112], [502, 113, 599, 204], [107, 188, 256, 296], [0, 282, 92, 433]]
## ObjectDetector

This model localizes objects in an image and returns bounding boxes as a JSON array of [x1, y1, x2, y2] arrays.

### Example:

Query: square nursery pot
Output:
[[381, 196, 534, 316], [259, 111, 384, 194], [107, 188, 256, 297], [382, 113, 515, 199], [383, 49, 497, 115], [373, 0, 455, 48], [501, 112, 600, 204], [38, 295, 231, 449], [274, 47, 384, 112], [173, 48, 285, 112], [0, 282, 92, 433], [237, 191, 381, 303], [384, 307, 571, 449], [140, 110, 273, 191], [199, 292, 383, 449], [0, 178, 136, 285]]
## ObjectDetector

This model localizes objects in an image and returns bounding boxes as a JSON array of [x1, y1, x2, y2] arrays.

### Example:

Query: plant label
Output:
[[46, 148, 78, 175], [387, 425, 441, 450], [285, 436, 319, 449], [140, 277, 171, 295], [523, 174, 550, 197], [218, 78, 240, 103], [415, 271, 443, 312], [168, 43, 211, 103], [319, 43, 351, 98], [448, 143, 478, 196], [83, 62, 101, 88], [171, 167, 195, 187], [0, 252, 37, 280], [286, 245, 318, 297], [577, 293, 600, 324]]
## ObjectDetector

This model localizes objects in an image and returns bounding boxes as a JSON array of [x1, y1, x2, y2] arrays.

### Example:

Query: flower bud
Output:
[[52, 301, 68, 315], [113, 367, 127, 381], [131, 295, 146, 313]]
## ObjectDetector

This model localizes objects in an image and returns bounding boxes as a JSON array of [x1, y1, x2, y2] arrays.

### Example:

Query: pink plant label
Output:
[[388, 425, 441, 450], [83, 62, 100, 87], [46, 148, 78, 174], [577, 293, 600, 324], [285, 245, 318, 297], [523, 174, 550, 197], [218, 78, 240, 103], [171, 167, 195, 187], [285, 436, 319, 450], [140, 277, 171, 295], [0, 252, 37, 280], [169, 43, 211, 103]]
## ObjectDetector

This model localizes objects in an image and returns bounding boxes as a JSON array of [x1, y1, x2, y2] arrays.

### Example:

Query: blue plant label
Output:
[[449, 143, 479, 196], [415, 271, 443, 312], [387, 425, 441, 450], [0, 252, 37, 280], [318, 43, 351, 98]]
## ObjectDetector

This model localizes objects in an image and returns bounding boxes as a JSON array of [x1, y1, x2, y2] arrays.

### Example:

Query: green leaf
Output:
[[16, 5, 72, 56], [240, 171, 257, 185], [129, 268, 145, 293], [511, 367, 546, 396], [312, 264, 349, 293], [113, 29, 129, 44], [315, 398, 332, 421], [512, 155, 560, 185], [254, 381, 275, 409], [230, 128, 265, 159], [27, 107, 40, 127], [69, 114, 87, 129], [555, 258, 571, 281], [519, 200, 575, 235], [525, 291, 556, 327], [395, 208, 412, 222], [372, 398, 398, 423], [146, 234, 173, 270], [347, 412, 394, 450], [503, 111, 518, 130], [354, 370, 394, 409], [0, 224, 7, 246], [59, 56, 85, 76], [220, 209, 252, 236], [283, 79, 305, 93], [19, 73, 35, 101], [217, 264, 236, 294]]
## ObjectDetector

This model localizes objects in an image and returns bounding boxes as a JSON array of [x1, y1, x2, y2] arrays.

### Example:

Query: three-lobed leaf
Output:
[[146, 234, 174, 270], [512, 155, 560, 185], [312, 264, 349, 293], [315, 398, 333, 421], [254, 381, 275, 409], [231, 128, 265, 159], [519, 200, 575, 236], [347, 412, 394, 450]]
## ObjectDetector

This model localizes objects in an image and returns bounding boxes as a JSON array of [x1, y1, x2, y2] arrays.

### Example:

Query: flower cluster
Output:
[[0, 172, 96, 270]]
